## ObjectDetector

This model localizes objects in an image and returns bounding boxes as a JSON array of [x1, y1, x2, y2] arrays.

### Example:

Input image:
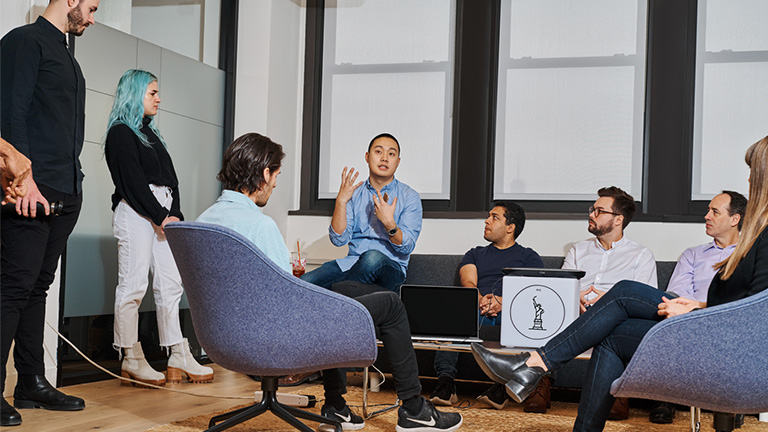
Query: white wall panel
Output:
[[160, 49, 225, 126], [84, 90, 115, 145], [78, 141, 116, 237], [77, 23, 138, 96], [137, 39, 163, 77], [159, 112, 224, 220]]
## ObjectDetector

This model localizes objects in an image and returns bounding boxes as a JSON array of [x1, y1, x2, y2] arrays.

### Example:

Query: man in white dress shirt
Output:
[[564, 186, 657, 312], [525, 186, 656, 418]]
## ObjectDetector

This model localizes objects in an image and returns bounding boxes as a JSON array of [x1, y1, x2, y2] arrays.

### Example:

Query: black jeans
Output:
[[322, 291, 421, 401], [1, 185, 82, 390]]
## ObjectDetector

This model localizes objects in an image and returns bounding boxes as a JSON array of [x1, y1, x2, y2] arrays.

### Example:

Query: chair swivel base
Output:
[[205, 376, 341, 432]]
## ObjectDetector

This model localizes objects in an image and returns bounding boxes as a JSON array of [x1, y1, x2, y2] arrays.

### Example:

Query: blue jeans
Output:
[[534, 280, 674, 432], [434, 315, 500, 379], [301, 250, 406, 291]]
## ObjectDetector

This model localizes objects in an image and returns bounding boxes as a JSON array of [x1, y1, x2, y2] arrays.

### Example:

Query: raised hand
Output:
[[372, 189, 397, 229], [337, 166, 363, 205]]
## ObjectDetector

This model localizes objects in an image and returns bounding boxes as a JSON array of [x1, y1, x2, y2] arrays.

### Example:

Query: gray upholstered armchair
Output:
[[165, 222, 378, 432], [611, 287, 768, 432]]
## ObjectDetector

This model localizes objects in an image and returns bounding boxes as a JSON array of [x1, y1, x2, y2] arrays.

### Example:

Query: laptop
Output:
[[502, 267, 586, 280], [400, 284, 483, 343]]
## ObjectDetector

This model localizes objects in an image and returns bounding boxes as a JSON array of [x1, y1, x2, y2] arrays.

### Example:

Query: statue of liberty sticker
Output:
[[509, 284, 566, 340]]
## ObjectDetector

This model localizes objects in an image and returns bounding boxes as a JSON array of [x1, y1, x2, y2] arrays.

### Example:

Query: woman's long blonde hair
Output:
[[717, 135, 768, 279]]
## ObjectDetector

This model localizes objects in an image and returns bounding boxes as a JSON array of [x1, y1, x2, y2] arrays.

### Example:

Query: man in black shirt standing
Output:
[[0, 0, 99, 426]]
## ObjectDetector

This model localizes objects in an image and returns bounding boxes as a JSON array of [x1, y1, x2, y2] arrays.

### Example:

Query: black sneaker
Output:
[[320, 404, 365, 431], [396, 398, 462, 432], [429, 377, 458, 406], [477, 383, 508, 410]]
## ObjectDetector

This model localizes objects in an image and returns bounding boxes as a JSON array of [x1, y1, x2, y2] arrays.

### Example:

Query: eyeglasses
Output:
[[588, 206, 621, 217]]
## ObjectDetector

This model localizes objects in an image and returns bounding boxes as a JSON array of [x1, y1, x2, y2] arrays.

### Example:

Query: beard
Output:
[[67, 7, 86, 36], [588, 219, 614, 237]]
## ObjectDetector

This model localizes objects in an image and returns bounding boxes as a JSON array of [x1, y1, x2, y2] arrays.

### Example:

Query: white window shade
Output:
[[691, 0, 768, 200], [494, 0, 647, 201], [319, 0, 454, 200]]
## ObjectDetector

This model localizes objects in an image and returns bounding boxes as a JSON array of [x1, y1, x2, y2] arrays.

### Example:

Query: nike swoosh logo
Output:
[[338, 413, 352, 422], [408, 416, 436, 426]]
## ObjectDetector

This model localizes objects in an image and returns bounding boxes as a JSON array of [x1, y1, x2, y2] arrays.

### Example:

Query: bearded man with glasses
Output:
[[521, 186, 657, 418]]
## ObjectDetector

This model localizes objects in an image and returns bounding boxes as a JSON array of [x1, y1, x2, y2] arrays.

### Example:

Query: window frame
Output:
[[296, 0, 711, 223]]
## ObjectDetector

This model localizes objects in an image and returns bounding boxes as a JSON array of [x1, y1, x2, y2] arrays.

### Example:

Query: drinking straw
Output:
[[297, 241, 301, 262]]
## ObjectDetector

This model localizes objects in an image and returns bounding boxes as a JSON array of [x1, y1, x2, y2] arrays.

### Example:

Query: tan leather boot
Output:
[[167, 338, 214, 383], [121, 342, 166, 387]]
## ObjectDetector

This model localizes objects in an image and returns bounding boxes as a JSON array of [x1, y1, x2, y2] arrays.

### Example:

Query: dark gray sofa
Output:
[[333, 254, 677, 390]]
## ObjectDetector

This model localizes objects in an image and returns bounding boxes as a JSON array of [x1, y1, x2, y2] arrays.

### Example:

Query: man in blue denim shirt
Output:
[[302, 133, 423, 291]]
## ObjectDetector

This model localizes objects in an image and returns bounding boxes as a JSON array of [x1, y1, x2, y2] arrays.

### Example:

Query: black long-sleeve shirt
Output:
[[105, 119, 183, 226], [707, 227, 768, 308], [0, 16, 86, 195]]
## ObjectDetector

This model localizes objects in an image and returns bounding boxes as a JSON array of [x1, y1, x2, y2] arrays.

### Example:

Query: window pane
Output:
[[704, 0, 768, 52], [494, 0, 647, 201], [320, 1, 454, 200], [496, 67, 637, 199], [691, 0, 768, 200], [692, 63, 767, 199], [509, 0, 641, 58], [332, 0, 452, 65], [319, 72, 450, 199]]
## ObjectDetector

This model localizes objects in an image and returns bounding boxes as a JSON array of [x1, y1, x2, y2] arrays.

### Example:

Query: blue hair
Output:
[[105, 69, 166, 148]]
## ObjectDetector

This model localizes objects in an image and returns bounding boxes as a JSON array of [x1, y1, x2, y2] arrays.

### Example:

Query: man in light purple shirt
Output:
[[648, 190, 746, 424], [666, 191, 746, 302], [302, 133, 423, 291]]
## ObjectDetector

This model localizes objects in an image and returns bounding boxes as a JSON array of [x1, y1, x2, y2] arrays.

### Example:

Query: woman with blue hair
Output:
[[105, 69, 213, 386]]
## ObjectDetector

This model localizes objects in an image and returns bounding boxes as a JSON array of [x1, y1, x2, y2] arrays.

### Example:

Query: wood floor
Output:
[[8, 365, 768, 432], [5, 365, 260, 432]]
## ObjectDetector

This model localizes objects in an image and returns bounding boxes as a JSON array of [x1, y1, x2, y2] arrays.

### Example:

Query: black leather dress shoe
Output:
[[470, 343, 531, 384], [648, 401, 675, 424], [504, 365, 548, 404], [1, 398, 22, 426], [13, 375, 85, 411]]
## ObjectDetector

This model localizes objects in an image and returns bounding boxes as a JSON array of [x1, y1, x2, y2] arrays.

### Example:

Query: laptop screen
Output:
[[400, 285, 480, 340]]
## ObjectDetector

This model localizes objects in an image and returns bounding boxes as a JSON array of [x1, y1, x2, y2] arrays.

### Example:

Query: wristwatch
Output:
[[388, 226, 399, 237]]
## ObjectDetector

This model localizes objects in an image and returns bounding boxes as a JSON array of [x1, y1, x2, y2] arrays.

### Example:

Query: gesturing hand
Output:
[[372, 190, 397, 229], [337, 166, 363, 205]]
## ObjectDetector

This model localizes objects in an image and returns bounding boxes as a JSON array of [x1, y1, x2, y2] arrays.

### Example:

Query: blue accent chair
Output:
[[165, 222, 378, 432], [611, 287, 768, 431]]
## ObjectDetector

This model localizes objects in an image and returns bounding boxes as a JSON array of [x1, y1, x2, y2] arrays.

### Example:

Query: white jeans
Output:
[[112, 185, 183, 348]]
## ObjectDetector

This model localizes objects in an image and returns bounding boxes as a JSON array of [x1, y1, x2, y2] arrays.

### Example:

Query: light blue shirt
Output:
[[666, 241, 736, 302], [196, 190, 291, 273], [330, 178, 422, 274]]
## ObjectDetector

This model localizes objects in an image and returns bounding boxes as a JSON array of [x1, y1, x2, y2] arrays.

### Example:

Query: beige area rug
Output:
[[148, 377, 768, 432]]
